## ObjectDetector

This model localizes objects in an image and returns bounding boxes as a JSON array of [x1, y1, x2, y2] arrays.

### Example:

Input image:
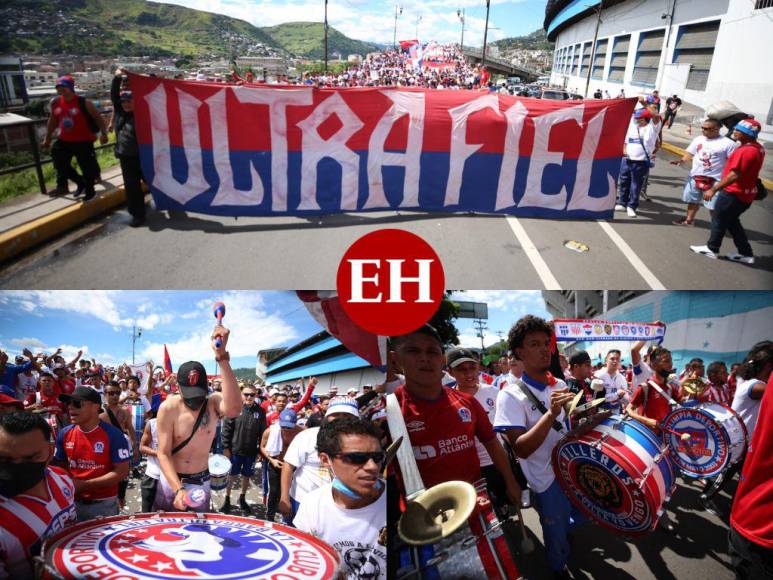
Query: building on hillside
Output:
[[236, 56, 289, 78], [545, 0, 773, 132], [260, 331, 383, 393], [546, 290, 773, 371]]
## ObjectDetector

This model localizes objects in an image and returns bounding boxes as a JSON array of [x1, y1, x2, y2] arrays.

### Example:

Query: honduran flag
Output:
[[163, 344, 173, 376], [296, 291, 387, 370]]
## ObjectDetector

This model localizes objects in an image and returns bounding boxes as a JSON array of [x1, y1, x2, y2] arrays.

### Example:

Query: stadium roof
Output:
[[544, 0, 627, 42]]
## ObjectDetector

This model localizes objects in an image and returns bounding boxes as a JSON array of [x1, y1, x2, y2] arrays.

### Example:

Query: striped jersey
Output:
[[0, 466, 76, 579]]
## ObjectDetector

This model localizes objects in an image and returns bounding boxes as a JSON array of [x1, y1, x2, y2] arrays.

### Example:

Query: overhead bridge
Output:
[[461, 46, 540, 82]]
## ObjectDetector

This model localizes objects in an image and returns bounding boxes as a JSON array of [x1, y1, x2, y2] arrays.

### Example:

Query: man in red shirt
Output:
[[729, 370, 773, 578], [54, 386, 130, 521], [691, 118, 765, 264], [626, 347, 682, 431]]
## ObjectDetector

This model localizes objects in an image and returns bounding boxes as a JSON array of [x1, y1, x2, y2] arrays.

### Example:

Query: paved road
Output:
[[2, 150, 771, 289]]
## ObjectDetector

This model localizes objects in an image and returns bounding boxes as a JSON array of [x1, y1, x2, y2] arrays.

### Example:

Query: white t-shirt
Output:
[[594, 369, 629, 405], [16, 372, 37, 401], [283, 426, 332, 502], [145, 419, 160, 479], [470, 384, 499, 467], [632, 360, 654, 388], [625, 118, 661, 161], [686, 135, 738, 180], [493, 375, 569, 493], [293, 484, 386, 580], [732, 378, 765, 435]]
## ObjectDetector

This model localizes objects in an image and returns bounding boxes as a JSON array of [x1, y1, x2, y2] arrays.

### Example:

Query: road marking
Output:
[[597, 220, 666, 290], [505, 216, 561, 290]]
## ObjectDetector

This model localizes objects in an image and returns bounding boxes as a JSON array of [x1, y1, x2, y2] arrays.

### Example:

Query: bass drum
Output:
[[39, 512, 341, 580], [661, 401, 748, 478], [209, 453, 232, 492], [553, 414, 676, 537]]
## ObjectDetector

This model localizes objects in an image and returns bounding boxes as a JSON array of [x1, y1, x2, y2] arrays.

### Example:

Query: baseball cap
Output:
[[0, 393, 23, 409], [325, 396, 359, 418], [279, 409, 298, 427], [347, 387, 358, 395], [634, 108, 652, 120], [56, 75, 75, 91], [38, 367, 54, 378], [177, 361, 208, 392], [59, 386, 102, 405], [446, 348, 479, 369], [734, 118, 761, 139]]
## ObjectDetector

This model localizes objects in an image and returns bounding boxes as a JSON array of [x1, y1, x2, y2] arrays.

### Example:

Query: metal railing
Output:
[[0, 117, 114, 196]]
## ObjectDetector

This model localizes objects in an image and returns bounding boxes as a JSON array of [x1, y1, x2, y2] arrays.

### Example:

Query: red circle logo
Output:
[[336, 229, 445, 336]]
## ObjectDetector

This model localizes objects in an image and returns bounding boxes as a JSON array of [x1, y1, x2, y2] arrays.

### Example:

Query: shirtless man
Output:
[[156, 324, 241, 512]]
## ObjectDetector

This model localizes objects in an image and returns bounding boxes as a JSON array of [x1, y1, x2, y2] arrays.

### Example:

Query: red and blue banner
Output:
[[130, 74, 636, 219]]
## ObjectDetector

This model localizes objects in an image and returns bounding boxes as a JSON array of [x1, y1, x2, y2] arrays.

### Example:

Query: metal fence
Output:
[[0, 117, 113, 195]]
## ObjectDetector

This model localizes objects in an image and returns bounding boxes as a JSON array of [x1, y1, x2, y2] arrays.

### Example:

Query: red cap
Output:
[[0, 393, 24, 409]]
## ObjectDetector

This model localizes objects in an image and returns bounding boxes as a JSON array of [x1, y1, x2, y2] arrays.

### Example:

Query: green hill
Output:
[[0, 0, 379, 59], [262, 22, 381, 59], [492, 29, 554, 52]]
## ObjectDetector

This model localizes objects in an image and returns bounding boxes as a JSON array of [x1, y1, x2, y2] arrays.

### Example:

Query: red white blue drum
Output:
[[553, 414, 676, 537], [41, 512, 341, 580], [208, 454, 231, 491], [662, 401, 748, 478]]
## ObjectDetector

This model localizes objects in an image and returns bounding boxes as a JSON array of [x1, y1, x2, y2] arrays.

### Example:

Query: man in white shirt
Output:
[[630, 338, 655, 388], [671, 118, 737, 225], [493, 315, 581, 578], [495, 353, 524, 390], [294, 416, 386, 580], [615, 104, 661, 217], [594, 349, 629, 412], [731, 341, 772, 436]]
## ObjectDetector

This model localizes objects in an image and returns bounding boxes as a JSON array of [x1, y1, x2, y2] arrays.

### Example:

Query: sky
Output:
[[156, 0, 548, 47], [0, 290, 546, 374]]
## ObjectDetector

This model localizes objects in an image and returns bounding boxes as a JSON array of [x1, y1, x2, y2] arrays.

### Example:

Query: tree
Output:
[[429, 291, 461, 348]]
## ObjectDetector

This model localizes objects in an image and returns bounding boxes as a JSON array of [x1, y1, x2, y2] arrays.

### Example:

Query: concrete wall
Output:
[[549, 0, 773, 131], [267, 367, 385, 394]]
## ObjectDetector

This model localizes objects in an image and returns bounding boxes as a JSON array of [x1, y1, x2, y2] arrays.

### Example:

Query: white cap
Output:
[[325, 396, 359, 418]]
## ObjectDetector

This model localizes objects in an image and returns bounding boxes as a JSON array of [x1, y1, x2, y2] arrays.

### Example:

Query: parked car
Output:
[[540, 89, 571, 100]]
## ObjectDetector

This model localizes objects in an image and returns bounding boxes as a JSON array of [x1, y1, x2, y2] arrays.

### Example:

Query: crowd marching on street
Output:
[[0, 324, 388, 579]]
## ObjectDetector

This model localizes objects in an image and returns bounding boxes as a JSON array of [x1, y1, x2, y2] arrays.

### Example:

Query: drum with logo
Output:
[[129, 402, 145, 467], [661, 401, 748, 479], [552, 414, 676, 537], [209, 454, 232, 491], [396, 480, 520, 580], [40, 512, 341, 580]]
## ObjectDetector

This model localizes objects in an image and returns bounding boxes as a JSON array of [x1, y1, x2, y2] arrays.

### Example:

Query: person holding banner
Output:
[[155, 324, 241, 512], [494, 316, 584, 579], [616, 105, 661, 218]]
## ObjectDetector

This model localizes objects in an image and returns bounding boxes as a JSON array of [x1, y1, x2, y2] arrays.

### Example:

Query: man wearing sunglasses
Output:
[[294, 416, 386, 580], [53, 386, 130, 521], [99, 381, 138, 510], [221, 385, 267, 515]]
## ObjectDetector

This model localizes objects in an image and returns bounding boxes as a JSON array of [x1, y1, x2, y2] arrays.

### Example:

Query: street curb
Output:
[[660, 141, 773, 191], [0, 187, 127, 264]]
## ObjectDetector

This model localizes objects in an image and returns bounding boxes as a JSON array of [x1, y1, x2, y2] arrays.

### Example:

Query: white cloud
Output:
[[10, 337, 48, 351], [140, 291, 297, 366], [55, 344, 90, 360], [451, 290, 545, 313], [457, 330, 502, 350]]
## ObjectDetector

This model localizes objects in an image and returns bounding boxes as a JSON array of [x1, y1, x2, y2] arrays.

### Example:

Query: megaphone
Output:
[[398, 480, 477, 545]]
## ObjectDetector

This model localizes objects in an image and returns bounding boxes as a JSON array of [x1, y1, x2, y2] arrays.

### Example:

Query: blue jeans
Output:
[[707, 192, 753, 256], [617, 157, 649, 210], [532, 479, 589, 571]]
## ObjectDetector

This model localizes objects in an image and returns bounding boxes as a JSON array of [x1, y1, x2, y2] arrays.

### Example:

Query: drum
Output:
[[129, 403, 145, 467], [662, 401, 748, 478], [209, 453, 232, 491], [396, 481, 521, 580], [40, 512, 341, 580], [553, 414, 676, 537]]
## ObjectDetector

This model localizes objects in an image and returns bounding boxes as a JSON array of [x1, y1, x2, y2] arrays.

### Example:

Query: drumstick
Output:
[[212, 302, 226, 347], [663, 427, 691, 441]]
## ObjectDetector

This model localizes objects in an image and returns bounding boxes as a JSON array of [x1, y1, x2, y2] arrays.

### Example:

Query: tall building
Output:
[[0, 56, 27, 110], [544, 0, 773, 132]]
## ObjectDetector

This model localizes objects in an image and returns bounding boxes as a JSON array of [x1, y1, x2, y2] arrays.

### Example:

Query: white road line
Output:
[[505, 216, 561, 290], [597, 220, 667, 290]]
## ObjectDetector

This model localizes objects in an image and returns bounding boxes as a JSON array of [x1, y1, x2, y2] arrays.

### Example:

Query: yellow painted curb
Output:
[[0, 187, 127, 264], [660, 141, 773, 191]]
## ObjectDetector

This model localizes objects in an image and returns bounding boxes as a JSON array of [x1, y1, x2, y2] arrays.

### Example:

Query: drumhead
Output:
[[42, 512, 340, 580], [662, 404, 733, 478], [209, 454, 231, 476]]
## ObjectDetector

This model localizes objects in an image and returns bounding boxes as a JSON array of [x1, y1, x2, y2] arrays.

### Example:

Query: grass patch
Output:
[[0, 136, 120, 204]]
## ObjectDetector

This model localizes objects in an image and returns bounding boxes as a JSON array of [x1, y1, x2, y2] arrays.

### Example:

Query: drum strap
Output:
[[513, 379, 565, 433], [172, 399, 209, 455], [646, 380, 678, 407], [385, 393, 425, 499], [104, 406, 121, 429]]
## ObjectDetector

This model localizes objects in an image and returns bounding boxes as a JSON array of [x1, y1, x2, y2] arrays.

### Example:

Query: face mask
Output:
[[0, 460, 47, 498], [329, 465, 383, 499], [656, 368, 671, 379], [180, 387, 206, 410]]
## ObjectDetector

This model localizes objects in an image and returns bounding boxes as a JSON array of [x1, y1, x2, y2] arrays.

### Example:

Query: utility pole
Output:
[[656, 0, 678, 93], [583, 1, 603, 99], [415, 15, 422, 40], [131, 324, 142, 365], [324, 0, 329, 72], [482, 0, 491, 68], [393, 5, 402, 50], [457, 8, 465, 49], [473, 319, 488, 353]]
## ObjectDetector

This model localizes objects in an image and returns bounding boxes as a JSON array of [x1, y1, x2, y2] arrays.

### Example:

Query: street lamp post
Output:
[[482, 0, 491, 68], [415, 15, 422, 40], [131, 324, 142, 365], [393, 5, 403, 50], [457, 8, 465, 49], [324, 0, 329, 72]]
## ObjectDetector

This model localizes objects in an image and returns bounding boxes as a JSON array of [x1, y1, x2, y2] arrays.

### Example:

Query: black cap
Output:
[[59, 386, 102, 405], [446, 348, 479, 368], [177, 361, 208, 391], [569, 351, 592, 367]]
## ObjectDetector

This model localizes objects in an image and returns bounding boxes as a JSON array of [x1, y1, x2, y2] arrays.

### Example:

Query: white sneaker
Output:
[[627, 207, 637, 217], [727, 253, 755, 265], [690, 245, 718, 259], [614, 204, 625, 211]]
